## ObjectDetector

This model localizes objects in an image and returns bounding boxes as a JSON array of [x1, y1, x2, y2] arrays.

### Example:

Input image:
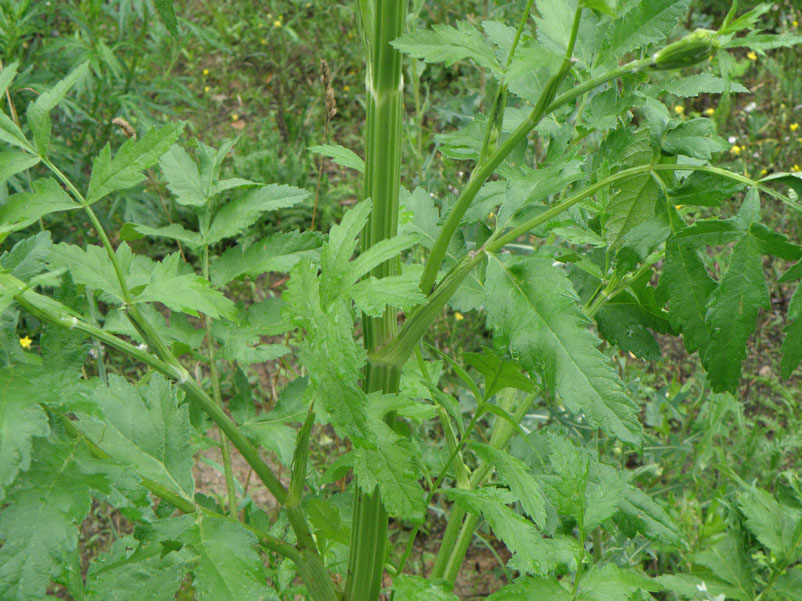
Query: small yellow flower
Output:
[[274, 19, 282, 27], [704, 107, 715, 116], [674, 105, 684, 115], [231, 113, 239, 121], [791, 122, 799, 132], [747, 51, 757, 61], [793, 164, 802, 173], [488, 212, 495, 219], [204, 85, 210, 93], [760, 168, 768, 176], [794, 20, 799, 28], [260, 37, 268, 45], [343, 85, 350, 92], [730, 145, 741, 155], [202, 68, 209, 76], [454, 312, 464, 321], [19, 336, 32, 350]]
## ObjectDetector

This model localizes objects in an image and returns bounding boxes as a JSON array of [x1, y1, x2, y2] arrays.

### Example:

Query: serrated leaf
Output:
[[0, 439, 107, 600], [660, 73, 749, 97], [206, 183, 310, 244], [0, 112, 32, 152], [320, 199, 373, 302], [773, 569, 802, 601], [780, 283, 802, 379], [0, 368, 50, 501], [136, 253, 235, 320], [484, 255, 641, 443], [84, 536, 188, 601], [580, 0, 617, 17], [48, 242, 126, 302], [595, 297, 663, 360], [657, 235, 717, 355], [470, 443, 547, 528], [692, 535, 754, 601], [702, 232, 769, 392], [0, 231, 52, 281], [606, 173, 660, 249], [0, 150, 39, 184], [606, 0, 692, 57], [739, 487, 802, 563], [487, 576, 573, 600], [26, 61, 89, 156], [446, 487, 567, 575], [392, 575, 460, 601], [211, 231, 322, 286], [579, 564, 660, 601], [463, 347, 534, 399], [391, 21, 502, 75], [309, 144, 365, 173], [0, 178, 79, 235], [618, 485, 683, 545], [159, 144, 207, 206], [122, 222, 203, 247], [348, 233, 417, 283], [349, 271, 426, 317], [86, 122, 185, 205], [154, 0, 179, 37], [663, 119, 728, 160], [668, 170, 745, 207]]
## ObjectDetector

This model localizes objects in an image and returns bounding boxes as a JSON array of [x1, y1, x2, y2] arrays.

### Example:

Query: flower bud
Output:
[[651, 29, 720, 71]]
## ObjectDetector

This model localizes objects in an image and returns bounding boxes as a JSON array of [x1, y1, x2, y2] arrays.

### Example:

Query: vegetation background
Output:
[[2, 0, 802, 599]]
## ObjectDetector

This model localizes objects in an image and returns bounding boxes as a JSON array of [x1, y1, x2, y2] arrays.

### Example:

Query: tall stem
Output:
[[202, 245, 238, 519], [345, 2, 406, 600]]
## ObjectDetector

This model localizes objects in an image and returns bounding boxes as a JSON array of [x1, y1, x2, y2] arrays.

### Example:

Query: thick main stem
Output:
[[345, 2, 406, 600]]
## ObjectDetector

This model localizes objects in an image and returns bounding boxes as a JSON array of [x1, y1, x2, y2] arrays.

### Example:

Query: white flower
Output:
[[744, 101, 757, 113], [697, 582, 708, 593], [728, 136, 737, 144]]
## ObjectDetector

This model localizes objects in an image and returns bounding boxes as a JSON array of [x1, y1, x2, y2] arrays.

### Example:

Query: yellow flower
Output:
[[793, 164, 802, 173], [260, 38, 268, 45], [791, 122, 800, 132], [202, 68, 209, 76], [454, 312, 464, 321], [274, 19, 282, 27], [19, 336, 32, 350], [204, 85, 210, 93], [231, 113, 239, 121], [730, 145, 741, 155], [704, 107, 715, 116], [760, 168, 768, 176], [747, 51, 757, 61], [794, 20, 799, 28], [343, 85, 350, 92], [488, 212, 495, 219], [674, 105, 684, 115]]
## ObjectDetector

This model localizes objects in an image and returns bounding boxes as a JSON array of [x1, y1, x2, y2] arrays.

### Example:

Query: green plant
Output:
[[3, 2, 802, 601]]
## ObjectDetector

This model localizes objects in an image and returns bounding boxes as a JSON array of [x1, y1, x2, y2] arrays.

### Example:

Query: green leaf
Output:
[[606, 173, 661, 249], [0, 178, 79, 235], [320, 199, 373, 302], [462, 347, 534, 399], [606, 0, 692, 58], [348, 233, 417, 283], [392, 21, 502, 75], [0, 368, 50, 501], [618, 486, 684, 546], [0, 439, 108, 600], [484, 255, 641, 443], [780, 283, 802, 379], [668, 170, 745, 207], [446, 487, 571, 575], [657, 235, 717, 355], [353, 416, 426, 519], [580, 0, 617, 17], [159, 144, 207, 206], [0, 231, 52, 281], [84, 536, 188, 601], [0, 61, 19, 98], [154, 0, 179, 38], [469, 443, 547, 528], [206, 183, 310, 244], [487, 576, 573, 601], [78, 374, 195, 500], [739, 487, 802, 564], [391, 575, 460, 601], [349, 271, 426, 317], [774, 569, 802, 601], [702, 231, 769, 392], [659, 73, 749, 97], [211, 231, 322, 286], [691, 535, 754, 601], [136, 253, 236, 320], [595, 296, 664, 360], [86, 122, 185, 205], [309, 144, 365, 173], [26, 61, 89, 156], [0, 151, 39, 184], [0, 112, 32, 152], [48, 242, 126, 302], [579, 564, 660, 601], [662, 119, 728, 160], [121, 222, 203, 247]]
